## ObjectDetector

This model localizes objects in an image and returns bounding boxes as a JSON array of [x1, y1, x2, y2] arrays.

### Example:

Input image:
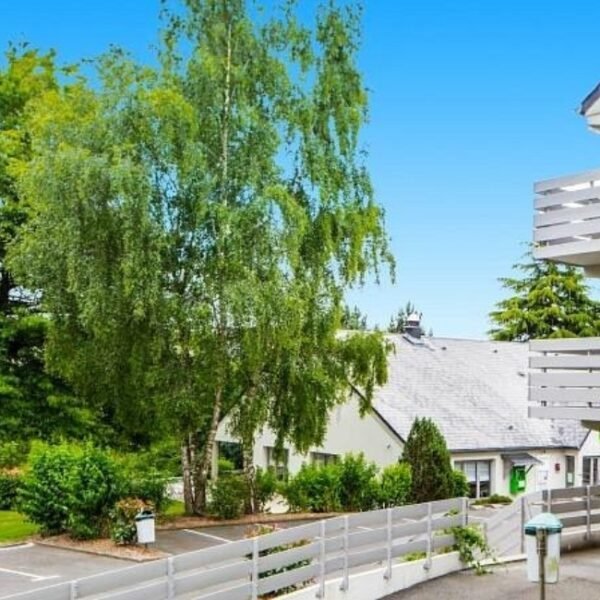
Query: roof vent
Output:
[[404, 312, 423, 340]]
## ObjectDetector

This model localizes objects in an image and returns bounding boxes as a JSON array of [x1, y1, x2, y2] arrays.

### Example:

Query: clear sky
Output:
[[2, 0, 600, 338]]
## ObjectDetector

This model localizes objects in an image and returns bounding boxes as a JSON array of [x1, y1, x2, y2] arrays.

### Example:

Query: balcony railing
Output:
[[534, 167, 600, 273], [529, 337, 600, 426]]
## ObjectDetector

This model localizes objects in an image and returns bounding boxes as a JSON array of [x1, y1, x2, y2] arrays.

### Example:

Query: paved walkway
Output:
[[384, 548, 600, 599]]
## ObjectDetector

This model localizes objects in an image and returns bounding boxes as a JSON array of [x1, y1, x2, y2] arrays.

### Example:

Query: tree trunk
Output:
[[242, 437, 256, 514], [181, 434, 196, 515], [192, 387, 222, 514]]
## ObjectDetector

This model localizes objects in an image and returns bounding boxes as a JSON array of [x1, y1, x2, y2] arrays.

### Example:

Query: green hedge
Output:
[[0, 470, 21, 510]]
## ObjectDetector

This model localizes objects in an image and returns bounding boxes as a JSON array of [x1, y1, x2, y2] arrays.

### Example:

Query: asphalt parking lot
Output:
[[0, 520, 313, 598]]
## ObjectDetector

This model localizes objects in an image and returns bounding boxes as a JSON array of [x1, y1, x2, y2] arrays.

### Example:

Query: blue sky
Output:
[[2, 1, 600, 338]]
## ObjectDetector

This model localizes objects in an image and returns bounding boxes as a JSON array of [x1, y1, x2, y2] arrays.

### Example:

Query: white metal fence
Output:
[[4, 497, 467, 600]]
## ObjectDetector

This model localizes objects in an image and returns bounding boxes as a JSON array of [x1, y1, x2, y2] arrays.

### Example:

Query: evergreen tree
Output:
[[489, 253, 600, 341], [403, 417, 454, 503], [341, 305, 368, 330]]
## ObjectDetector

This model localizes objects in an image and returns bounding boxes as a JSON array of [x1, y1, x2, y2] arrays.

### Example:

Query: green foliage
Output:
[[472, 494, 512, 506], [403, 418, 454, 504], [451, 525, 493, 575], [283, 463, 341, 513], [388, 301, 419, 333], [489, 253, 600, 341], [66, 447, 122, 539], [110, 497, 153, 545], [0, 441, 28, 468], [19, 443, 78, 535], [451, 469, 469, 498], [254, 467, 278, 512], [0, 470, 21, 510], [378, 462, 412, 508], [217, 458, 236, 476], [337, 453, 378, 511], [341, 305, 368, 330], [115, 453, 170, 511], [208, 474, 248, 520]]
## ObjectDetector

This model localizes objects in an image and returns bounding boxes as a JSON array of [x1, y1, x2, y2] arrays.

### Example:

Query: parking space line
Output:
[[183, 529, 231, 543], [0, 567, 59, 581]]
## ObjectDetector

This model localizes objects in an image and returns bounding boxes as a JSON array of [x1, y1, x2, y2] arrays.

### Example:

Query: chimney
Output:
[[405, 312, 423, 339]]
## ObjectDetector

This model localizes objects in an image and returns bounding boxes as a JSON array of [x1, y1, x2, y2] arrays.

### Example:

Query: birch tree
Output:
[[11, 0, 393, 513]]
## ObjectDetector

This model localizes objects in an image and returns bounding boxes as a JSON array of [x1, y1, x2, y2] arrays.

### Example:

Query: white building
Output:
[[216, 323, 600, 498]]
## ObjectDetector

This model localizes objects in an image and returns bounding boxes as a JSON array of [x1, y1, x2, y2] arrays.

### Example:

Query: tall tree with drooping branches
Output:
[[11, 0, 393, 513]]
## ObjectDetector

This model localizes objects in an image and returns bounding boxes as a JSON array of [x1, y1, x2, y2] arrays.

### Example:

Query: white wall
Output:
[[577, 430, 600, 484], [215, 393, 403, 475]]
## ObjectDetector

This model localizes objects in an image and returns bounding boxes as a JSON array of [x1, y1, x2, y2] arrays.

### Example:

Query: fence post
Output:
[[317, 519, 326, 598], [424, 502, 432, 571], [461, 497, 468, 527], [384, 507, 393, 580], [167, 556, 175, 600], [586, 485, 592, 541], [69, 580, 78, 600], [339, 515, 349, 592], [520, 495, 526, 554], [252, 537, 259, 600], [546, 488, 552, 512]]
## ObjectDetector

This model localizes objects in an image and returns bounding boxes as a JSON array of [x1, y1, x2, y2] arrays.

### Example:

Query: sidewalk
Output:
[[384, 548, 600, 599]]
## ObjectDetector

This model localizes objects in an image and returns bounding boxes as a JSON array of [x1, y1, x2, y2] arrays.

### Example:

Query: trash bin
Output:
[[524, 512, 562, 584], [135, 509, 156, 544]]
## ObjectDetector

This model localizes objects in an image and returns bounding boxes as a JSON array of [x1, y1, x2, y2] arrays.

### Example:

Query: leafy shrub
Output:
[[254, 467, 278, 512], [337, 454, 379, 511], [472, 494, 512, 506], [19, 444, 78, 535], [217, 458, 235, 475], [0, 441, 28, 469], [451, 469, 469, 498], [451, 525, 493, 574], [378, 463, 411, 507], [66, 447, 122, 539], [283, 463, 340, 513], [0, 469, 22, 510], [121, 469, 168, 512], [209, 474, 247, 519], [110, 497, 153, 545]]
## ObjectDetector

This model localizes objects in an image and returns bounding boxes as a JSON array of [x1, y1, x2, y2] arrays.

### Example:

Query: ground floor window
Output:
[[311, 452, 339, 467], [455, 460, 492, 498], [583, 456, 600, 485], [265, 446, 289, 479], [217, 441, 243, 472]]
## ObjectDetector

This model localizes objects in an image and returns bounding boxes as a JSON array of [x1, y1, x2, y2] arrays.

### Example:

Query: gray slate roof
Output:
[[372, 335, 587, 452]]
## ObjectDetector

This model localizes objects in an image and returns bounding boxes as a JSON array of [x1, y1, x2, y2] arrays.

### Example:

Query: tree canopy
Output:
[[9, 0, 393, 513], [489, 253, 600, 341]]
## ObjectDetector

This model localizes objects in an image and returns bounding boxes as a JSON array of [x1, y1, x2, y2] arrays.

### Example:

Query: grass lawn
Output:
[[0, 511, 38, 544], [162, 500, 185, 519]]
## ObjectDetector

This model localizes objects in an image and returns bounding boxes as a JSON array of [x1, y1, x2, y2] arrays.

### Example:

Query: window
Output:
[[583, 457, 600, 485], [311, 452, 338, 467], [265, 446, 289, 479], [566, 455, 575, 488], [455, 460, 492, 498], [217, 441, 243, 471]]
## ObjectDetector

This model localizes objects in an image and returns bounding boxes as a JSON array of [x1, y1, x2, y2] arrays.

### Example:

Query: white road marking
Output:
[[0, 543, 34, 552], [0, 567, 59, 581], [183, 529, 231, 543]]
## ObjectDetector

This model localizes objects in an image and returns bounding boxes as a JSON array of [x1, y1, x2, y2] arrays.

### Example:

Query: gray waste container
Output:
[[524, 512, 562, 584], [135, 509, 156, 544]]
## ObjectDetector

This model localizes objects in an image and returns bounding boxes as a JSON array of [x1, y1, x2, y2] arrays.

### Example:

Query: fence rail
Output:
[[4, 497, 466, 600]]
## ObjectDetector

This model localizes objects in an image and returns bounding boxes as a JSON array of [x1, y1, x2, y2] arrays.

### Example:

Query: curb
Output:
[[34, 539, 167, 563]]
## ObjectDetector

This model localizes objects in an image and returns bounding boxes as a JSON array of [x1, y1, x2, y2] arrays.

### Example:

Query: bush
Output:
[[121, 469, 169, 512], [451, 469, 469, 498], [378, 463, 411, 507], [110, 497, 153, 545], [0, 441, 28, 469], [254, 467, 278, 512], [472, 494, 512, 506], [19, 444, 78, 535], [403, 418, 454, 503], [209, 474, 247, 519], [217, 458, 235, 475], [283, 463, 340, 513], [66, 447, 122, 540], [337, 454, 379, 511], [0, 469, 22, 510]]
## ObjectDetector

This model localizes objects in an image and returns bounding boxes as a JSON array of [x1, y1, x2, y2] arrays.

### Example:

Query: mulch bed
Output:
[[157, 511, 339, 530], [35, 535, 168, 562]]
